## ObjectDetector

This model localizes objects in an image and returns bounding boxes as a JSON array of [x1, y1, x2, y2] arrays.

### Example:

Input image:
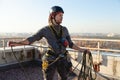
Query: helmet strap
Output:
[[49, 12, 61, 25], [52, 18, 60, 25]]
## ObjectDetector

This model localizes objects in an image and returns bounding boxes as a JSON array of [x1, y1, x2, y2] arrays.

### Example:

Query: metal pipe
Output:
[[2, 39, 7, 63]]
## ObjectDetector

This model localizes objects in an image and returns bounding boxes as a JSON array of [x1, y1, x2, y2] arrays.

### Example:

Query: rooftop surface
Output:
[[0, 61, 116, 80]]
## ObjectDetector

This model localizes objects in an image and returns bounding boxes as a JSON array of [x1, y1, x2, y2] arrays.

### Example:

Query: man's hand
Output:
[[83, 49, 91, 54], [8, 40, 30, 47], [8, 41, 16, 47]]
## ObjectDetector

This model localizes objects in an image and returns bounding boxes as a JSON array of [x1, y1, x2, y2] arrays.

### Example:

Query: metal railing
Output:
[[72, 38, 120, 51], [0, 37, 120, 79], [1, 37, 120, 63], [1, 37, 120, 52]]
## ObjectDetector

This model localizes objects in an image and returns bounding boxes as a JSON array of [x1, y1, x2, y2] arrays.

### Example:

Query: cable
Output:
[[11, 43, 97, 80], [11, 46, 31, 80], [78, 51, 97, 80]]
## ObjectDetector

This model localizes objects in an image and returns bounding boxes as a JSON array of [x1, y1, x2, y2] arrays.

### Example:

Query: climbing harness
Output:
[[42, 50, 68, 71], [78, 51, 97, 80], [42, 25, 69, 70], [42, 60, 49, 70], [49, 25, 68, 48]]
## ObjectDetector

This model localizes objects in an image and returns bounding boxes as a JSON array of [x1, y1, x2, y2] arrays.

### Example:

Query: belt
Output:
[[46, 50, 68, 58]]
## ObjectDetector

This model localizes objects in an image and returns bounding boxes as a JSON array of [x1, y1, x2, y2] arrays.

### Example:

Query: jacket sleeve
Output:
[[27, 28, 45, 44], [64, 27, 74, 48]]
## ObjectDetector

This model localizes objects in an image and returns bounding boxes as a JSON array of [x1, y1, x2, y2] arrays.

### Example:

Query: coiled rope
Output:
[[78, 51, 97, 80], [10, 44, 97, 80]]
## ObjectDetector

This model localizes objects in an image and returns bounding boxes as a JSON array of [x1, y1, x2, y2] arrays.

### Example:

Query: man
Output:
[[9, 6, 89, 80]]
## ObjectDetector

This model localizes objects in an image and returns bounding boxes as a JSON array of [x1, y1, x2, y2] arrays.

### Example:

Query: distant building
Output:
[[107, 33, 114, 37]]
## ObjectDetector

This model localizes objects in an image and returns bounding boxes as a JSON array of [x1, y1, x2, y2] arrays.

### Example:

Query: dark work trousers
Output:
[[43, 56, 69, 80]]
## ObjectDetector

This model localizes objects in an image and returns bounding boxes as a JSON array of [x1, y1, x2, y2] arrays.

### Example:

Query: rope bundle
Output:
[[78, 51, 97, 80]]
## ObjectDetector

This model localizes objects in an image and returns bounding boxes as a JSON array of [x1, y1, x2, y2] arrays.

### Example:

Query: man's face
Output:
[[54, 12, 63, 24]]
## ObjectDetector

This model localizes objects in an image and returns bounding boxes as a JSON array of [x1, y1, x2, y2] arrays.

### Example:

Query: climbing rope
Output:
[[11, 46, 31, 80], [78, 51, 97, 80], [10, 44, 67, 80], [10, 43, 97, 80]]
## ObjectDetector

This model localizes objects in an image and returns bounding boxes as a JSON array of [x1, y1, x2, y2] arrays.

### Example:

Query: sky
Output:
[[0, 0, 120, 34]]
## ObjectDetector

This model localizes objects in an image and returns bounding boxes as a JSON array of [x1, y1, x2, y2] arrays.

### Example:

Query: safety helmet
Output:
[[48, 6, 64, 25], [50, 6, 64, 14]]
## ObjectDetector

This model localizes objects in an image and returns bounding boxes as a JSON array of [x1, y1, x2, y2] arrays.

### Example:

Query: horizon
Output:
[[0, 0, 120, 33], [0, 31, 120, 35]]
